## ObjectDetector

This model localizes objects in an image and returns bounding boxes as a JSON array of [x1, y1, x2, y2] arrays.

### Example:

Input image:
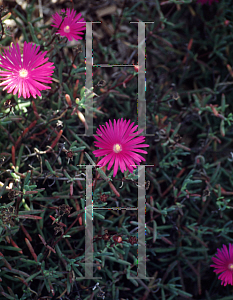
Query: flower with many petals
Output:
[[0, 42, 55, 99], [93, 119, 149, 177], [211, 244, 233, 286], [51, 8, 86, 41]]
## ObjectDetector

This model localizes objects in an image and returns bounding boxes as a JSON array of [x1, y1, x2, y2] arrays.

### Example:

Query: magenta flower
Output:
[[197, 0, 218, 4], [51, 8, 86, 41], [0, 42, 55, 99], [93, 119, 149, 177], [211, 244, 233, 286]]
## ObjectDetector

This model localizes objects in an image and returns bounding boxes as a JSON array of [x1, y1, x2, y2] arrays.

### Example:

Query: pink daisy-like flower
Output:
[[197, 0, 218, 4], [93, 119, 149, 177], [211, 244, 233, 286], [0, 42, 55, 99], [51, 8, 86, 41]]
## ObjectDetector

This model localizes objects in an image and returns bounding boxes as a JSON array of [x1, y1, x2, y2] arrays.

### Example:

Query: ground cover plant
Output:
[[1, 0, 233, 299]]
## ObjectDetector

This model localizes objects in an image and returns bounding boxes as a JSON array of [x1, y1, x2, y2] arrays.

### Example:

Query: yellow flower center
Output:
[[113, 144, 122, 153], [229, 264, 233, 270], [19, 69, 28, 78], [64, 25, 70, 33]]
